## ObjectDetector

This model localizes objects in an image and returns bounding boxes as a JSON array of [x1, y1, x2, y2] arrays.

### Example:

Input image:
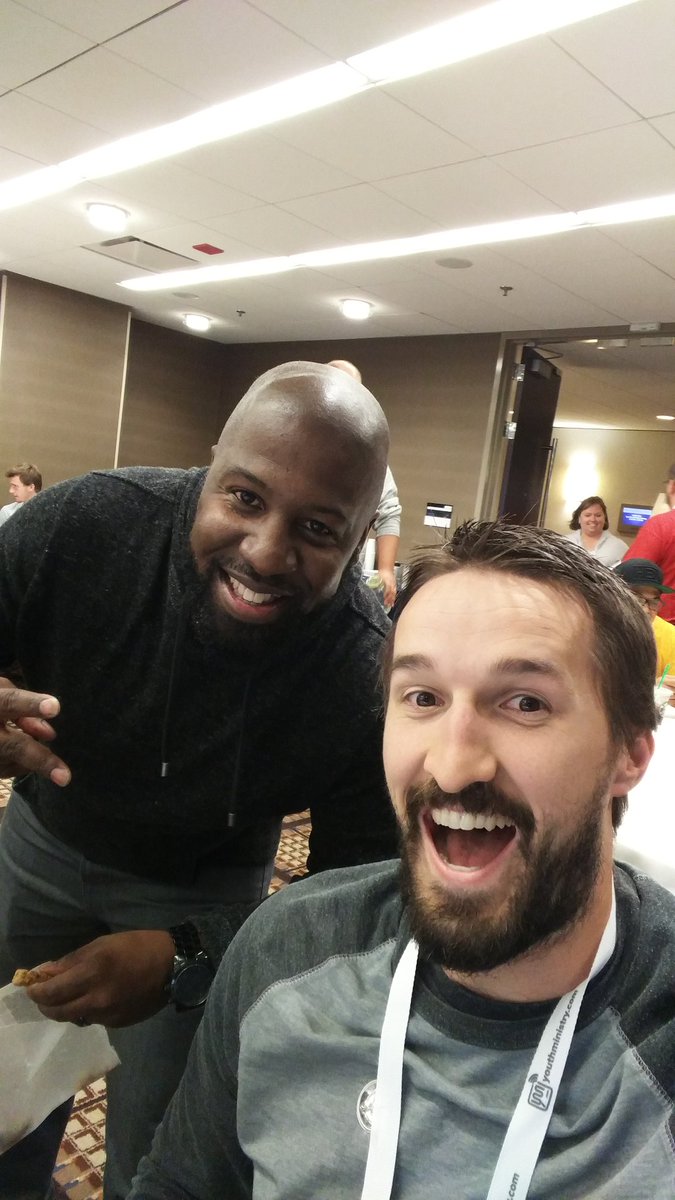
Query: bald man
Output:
[[0, 362, 398, 1200], [327, 360, 402, 606]]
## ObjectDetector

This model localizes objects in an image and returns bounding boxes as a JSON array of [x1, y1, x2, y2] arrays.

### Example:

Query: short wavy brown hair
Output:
[[5, 463, 42, 492], [569, 495, 608, 531]]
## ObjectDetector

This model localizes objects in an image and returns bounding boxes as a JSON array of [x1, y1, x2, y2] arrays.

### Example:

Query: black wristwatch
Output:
[[167, 921, 214, 1012]]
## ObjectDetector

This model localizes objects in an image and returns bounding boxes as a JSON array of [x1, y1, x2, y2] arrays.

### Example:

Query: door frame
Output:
[[476, 321, 675, 522]]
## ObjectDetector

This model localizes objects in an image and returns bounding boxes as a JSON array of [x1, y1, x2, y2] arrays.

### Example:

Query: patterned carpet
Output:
[[0, 787, 310, 1200]]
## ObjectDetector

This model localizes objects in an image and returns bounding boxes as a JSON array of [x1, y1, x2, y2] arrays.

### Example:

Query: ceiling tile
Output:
[[497, 229, 675, 323], [275, 90, 477, 181], [387, 38, 635, 156], [0, 0, 92, 90], [553, 0, 675, 119], [376, 158, 561, 226], [179, 133, 358, 205], [280, 183, 441, 241], [207, 206, 342, 256], [494, 122, 675, 211], [104, 163, 259, 222], [13, 0, 170, 43], [106, 0, 330, 102], [20, 45, 201, 136], [0, 93, 107, 163], [246, 0, 491, 59]]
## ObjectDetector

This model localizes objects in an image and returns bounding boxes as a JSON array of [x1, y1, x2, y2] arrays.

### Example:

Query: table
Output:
[[614, 708, 675, 892]]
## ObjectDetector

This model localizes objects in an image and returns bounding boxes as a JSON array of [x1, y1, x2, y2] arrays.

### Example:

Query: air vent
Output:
[[83, 237, 197, 273]]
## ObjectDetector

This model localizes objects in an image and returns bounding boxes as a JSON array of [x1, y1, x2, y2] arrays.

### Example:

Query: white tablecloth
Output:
[[614, 709, 675, 892]]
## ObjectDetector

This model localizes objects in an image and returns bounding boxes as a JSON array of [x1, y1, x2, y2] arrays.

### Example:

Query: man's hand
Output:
[[378, 567, 397, 609], [23, 930, 176, 1028], [0, 676, 70, 785]]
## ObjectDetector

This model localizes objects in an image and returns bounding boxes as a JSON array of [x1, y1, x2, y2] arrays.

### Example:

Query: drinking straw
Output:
[[657, 663, 671, 689]]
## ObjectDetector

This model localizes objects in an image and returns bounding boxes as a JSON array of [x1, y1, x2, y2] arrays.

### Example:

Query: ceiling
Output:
[[3, 0, 675, 380]]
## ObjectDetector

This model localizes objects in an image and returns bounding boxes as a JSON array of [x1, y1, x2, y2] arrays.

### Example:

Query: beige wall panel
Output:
[[545, 427, 675, 541], [118, 321, 232, 469], [0, 273, 129, 488], [218, 334, 501, 560]]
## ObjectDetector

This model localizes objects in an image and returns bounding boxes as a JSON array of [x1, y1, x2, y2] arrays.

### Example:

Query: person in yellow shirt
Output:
[[614, 558, 675, 684]]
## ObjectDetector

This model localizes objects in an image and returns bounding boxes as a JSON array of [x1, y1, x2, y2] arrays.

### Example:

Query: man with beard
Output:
[[0, 361, 398, 1200], [130, 521, 675, 1200]]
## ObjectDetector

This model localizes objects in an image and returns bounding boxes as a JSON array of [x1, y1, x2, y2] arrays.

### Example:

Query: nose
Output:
[[240, 515, 298, 578], [423, 702, 497, 795]]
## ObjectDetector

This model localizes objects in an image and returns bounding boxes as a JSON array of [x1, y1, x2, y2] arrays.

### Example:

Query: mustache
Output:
[[405, 778, 536, 840], [205, 557, 300, 594]]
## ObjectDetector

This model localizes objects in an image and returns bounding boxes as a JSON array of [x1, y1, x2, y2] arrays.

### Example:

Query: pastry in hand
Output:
[[12, 967, 48, 987]]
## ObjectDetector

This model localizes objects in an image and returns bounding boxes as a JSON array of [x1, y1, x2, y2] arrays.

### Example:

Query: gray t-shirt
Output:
[[131, 860, 675, 1199]]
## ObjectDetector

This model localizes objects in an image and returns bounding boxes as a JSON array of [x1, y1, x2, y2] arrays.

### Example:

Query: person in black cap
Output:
[[614, 557, 675, 687]]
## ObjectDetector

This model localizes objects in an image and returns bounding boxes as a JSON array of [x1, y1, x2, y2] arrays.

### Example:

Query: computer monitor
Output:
[[618, 503, 652, 535]]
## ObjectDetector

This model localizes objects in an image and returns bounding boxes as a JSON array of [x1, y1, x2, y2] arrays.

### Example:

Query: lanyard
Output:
[[360, 890, 616, 1200]]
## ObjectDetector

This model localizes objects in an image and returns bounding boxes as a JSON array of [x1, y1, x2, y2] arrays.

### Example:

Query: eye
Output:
[[231, 488, 262, 509], [404, 689, 440, 709], [502, 694, 549, 715], [303, 519, 336, 540]]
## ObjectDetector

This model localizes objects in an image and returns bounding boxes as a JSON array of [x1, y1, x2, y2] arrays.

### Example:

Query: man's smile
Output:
[[213, 565, 296, 623], [421, 804, 519, 881]]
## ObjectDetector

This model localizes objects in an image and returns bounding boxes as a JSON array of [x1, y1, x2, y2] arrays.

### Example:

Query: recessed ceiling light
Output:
[[86, 202, 129, 233], [340, 299, 372, 320], [183, 313, 211, 332], [656, 414, 675, 421]]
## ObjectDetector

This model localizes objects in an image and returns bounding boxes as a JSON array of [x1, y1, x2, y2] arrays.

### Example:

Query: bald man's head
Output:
[[191, 362, 389, 637], [215, 361, 387, 520]]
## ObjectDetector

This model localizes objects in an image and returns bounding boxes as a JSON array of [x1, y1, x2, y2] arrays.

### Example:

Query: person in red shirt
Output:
[[623, 465, 675, 624]]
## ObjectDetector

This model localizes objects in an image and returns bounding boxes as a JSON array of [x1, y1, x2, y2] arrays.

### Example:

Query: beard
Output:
[[399, 775, 607, 975], [186, 558, 308, 650]]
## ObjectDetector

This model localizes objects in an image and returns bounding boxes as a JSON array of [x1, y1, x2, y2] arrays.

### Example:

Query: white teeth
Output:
[[431, 808, 515, 832], [229, 577, 276, 605]]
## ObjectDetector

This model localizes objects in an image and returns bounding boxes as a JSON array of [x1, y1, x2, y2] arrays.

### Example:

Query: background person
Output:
[[326, 360, 401, 607], [613, 558, 675, 693], [0, 463, 42, 528], [0, 362, 398, 1200], [129, 521, 672, 1200], [623, 464, 675, 624], [565, 494, 627, 566]]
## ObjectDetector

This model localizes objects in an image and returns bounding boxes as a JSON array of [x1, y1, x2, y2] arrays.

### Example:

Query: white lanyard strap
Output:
[[486, 891, 616, 1200], [360, 938, 419, 1200], [361, 891, 616, 1200]]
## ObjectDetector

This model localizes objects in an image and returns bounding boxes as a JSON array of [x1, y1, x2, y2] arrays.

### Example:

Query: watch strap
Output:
[[169, 920, 205, 962]]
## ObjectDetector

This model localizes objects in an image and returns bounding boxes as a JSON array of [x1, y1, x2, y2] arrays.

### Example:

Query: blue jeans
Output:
[[0, 793, 274, 1200]]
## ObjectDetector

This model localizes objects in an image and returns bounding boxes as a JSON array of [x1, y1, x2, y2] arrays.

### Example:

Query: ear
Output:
[[610, 732, 654, 796]]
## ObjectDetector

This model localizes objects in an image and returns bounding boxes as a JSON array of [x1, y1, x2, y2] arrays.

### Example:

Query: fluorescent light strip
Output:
[[119, 194, 675, 293], [348, 0, 640, 84], [0, 0, 640, 212]]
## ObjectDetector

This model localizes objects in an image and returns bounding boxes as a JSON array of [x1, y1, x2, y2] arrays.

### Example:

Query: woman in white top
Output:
[[566, 495, 628, 567]]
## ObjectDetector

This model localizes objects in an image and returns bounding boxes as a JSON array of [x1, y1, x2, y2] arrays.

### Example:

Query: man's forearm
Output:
[[375, 534, 398, 574]]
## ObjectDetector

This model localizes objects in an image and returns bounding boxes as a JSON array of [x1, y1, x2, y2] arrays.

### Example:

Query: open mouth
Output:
[[217, 569, 290, 620], [424, 806, 517, 876]]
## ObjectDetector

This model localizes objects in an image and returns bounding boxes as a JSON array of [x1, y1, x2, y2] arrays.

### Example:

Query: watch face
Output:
[[172, 961, 213, 1008]]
